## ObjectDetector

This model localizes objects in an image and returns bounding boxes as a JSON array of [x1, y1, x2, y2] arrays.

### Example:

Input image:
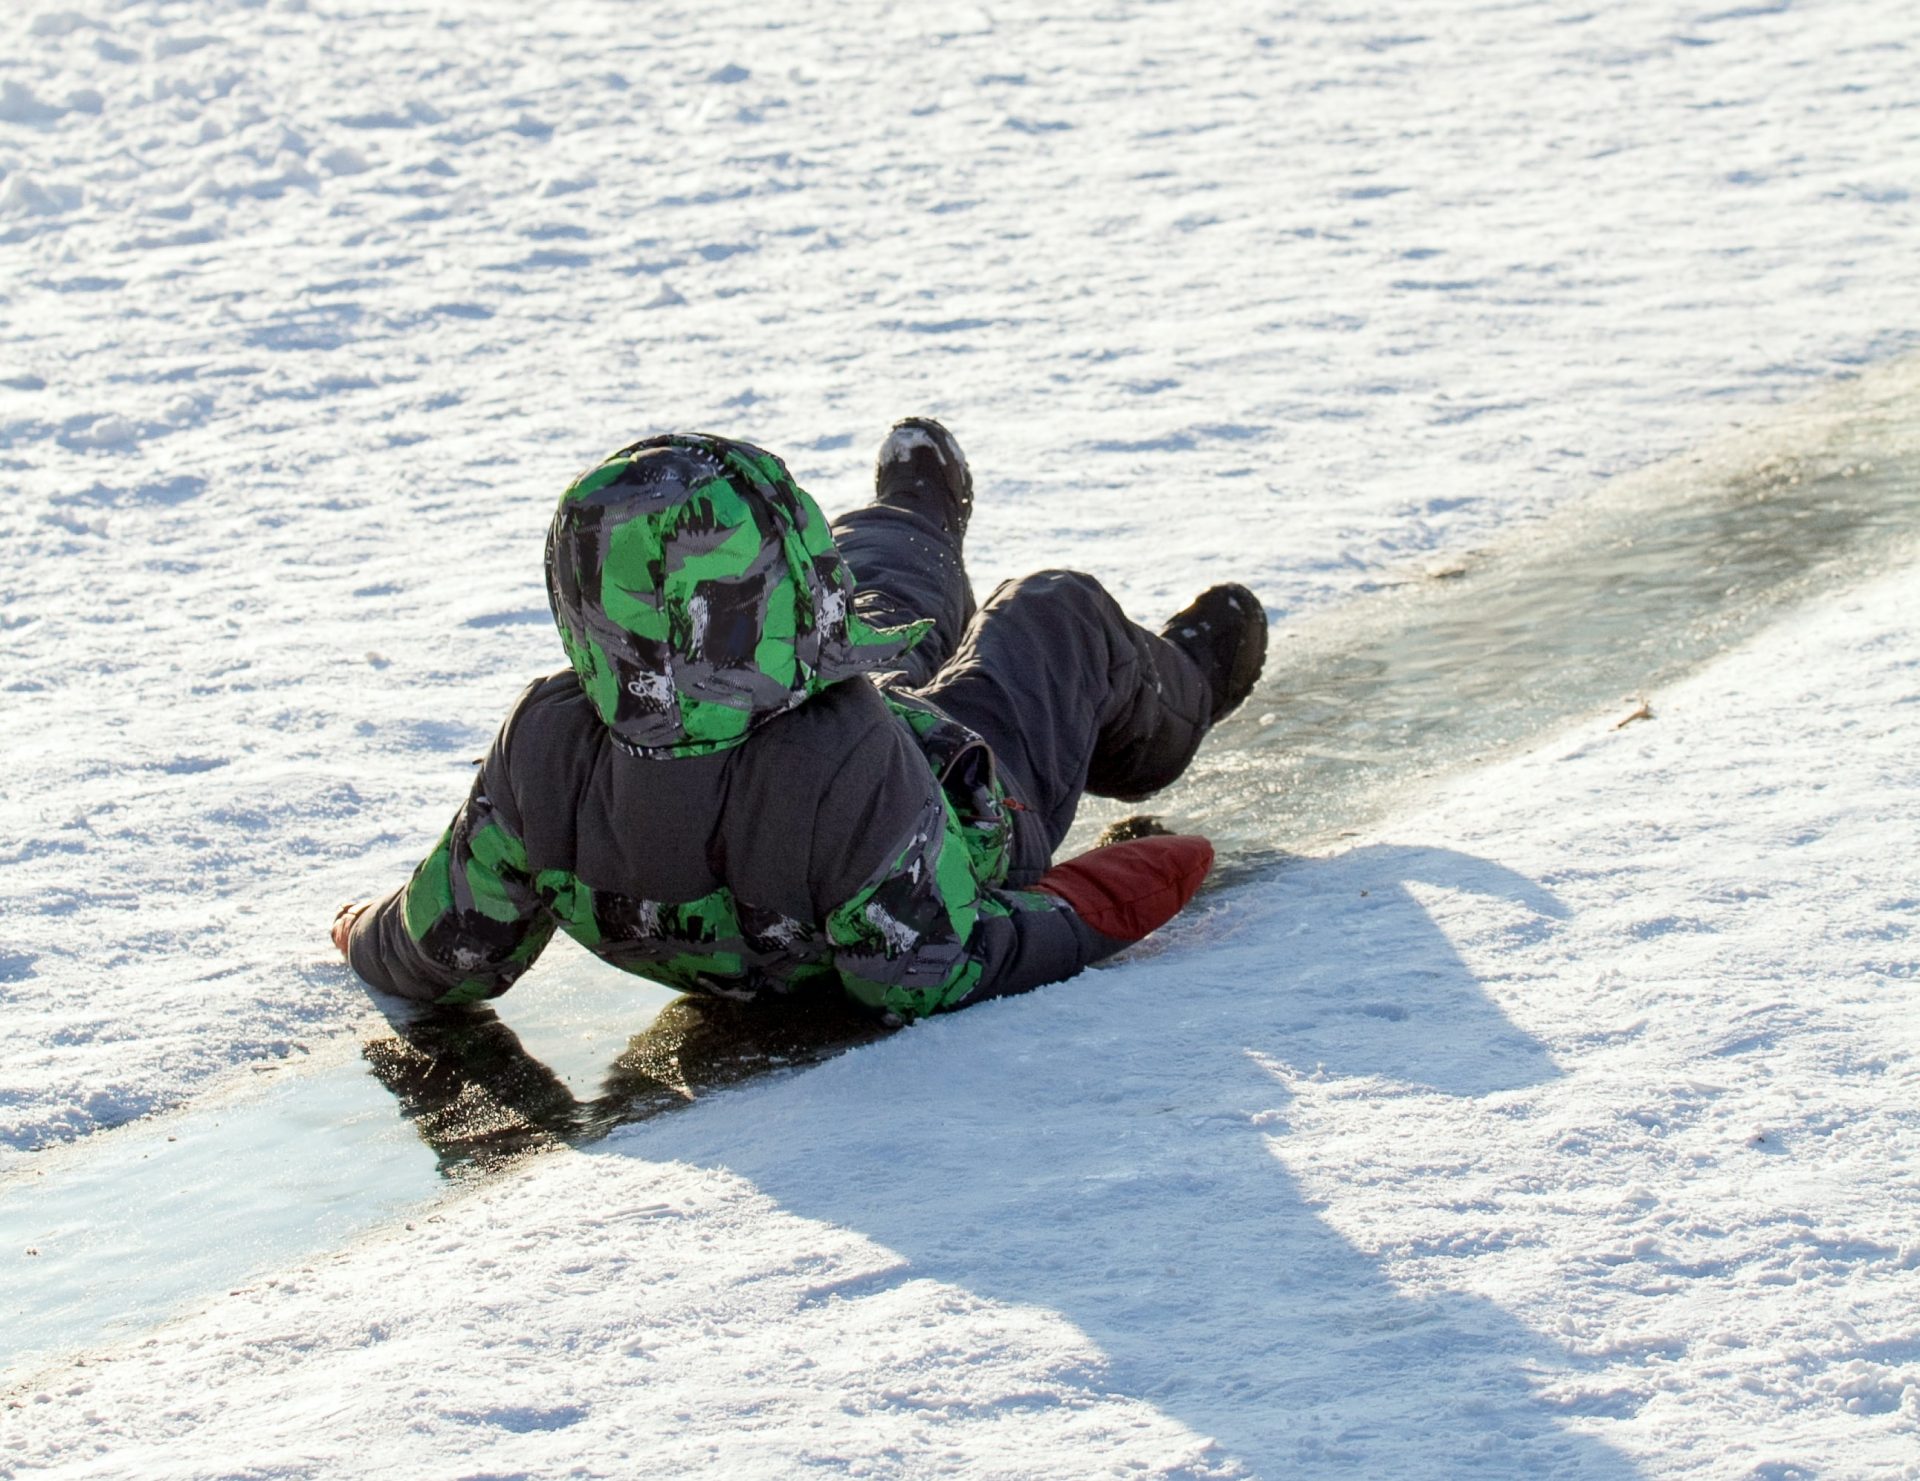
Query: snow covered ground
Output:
[[4, 0, 1919, 1474]]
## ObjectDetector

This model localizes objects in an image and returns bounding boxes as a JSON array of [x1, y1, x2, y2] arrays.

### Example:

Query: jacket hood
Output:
[[545, 433, 927, 758]]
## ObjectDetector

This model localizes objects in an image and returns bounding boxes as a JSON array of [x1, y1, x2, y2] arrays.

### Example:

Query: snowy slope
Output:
[[4, 0, 1920, 1156], [7, 543, 1917, 1480], [4, 0, 1920, 1474]]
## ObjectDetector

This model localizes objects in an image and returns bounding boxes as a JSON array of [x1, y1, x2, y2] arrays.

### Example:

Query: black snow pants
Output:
[[832, 502, 1213, 886]]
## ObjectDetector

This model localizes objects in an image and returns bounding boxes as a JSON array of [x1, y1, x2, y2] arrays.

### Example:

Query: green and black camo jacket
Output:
[[347, 672, 1095, 1023]]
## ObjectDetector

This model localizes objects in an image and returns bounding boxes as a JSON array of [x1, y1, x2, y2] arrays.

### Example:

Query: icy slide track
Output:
[[3, 357, 1918, 1383]]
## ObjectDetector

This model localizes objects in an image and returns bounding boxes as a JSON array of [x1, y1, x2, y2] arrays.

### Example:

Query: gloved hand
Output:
[[331, 900, 371, 959], [1033, 834, 1214, 959]]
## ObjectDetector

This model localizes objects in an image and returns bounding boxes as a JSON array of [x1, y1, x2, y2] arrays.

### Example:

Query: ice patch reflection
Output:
[[1089, 354, 1920, 869]]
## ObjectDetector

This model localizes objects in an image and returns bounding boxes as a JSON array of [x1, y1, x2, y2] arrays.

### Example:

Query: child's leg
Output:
[[831, 504, 975, 687], [831, 418, 978, 686], [910, 569, 1212, 875]]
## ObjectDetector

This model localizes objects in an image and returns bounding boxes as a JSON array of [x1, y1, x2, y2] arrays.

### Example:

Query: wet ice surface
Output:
[[1090, 357, 1920, 866], [0, 937, 894, 1376], [0, 1044, 435, 1370]]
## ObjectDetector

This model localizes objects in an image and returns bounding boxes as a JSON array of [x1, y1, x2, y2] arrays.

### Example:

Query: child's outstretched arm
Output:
[[335, 730, 556, 1005]]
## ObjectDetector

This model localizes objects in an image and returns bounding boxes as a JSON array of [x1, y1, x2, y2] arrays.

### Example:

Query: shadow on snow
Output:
[[367, 844, 1639, 1478]]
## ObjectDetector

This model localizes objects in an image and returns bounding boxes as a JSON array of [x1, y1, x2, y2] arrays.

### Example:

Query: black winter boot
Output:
[[874, 417, 973, 545], [1161, 583, 1267, 725]]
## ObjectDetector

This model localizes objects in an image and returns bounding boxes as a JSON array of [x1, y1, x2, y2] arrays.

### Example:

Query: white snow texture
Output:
[[3, 0, 1919, 1476]]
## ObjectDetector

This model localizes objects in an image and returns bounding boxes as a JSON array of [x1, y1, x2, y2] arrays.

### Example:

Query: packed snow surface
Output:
[[3, 0, 1919, 1474]]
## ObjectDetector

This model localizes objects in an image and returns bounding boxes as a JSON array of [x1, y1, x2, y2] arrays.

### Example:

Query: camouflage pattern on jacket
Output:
[[348, 437, 1091, 1023], [545, 433, 927, 758], [383, 689, 1050, 1020]]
